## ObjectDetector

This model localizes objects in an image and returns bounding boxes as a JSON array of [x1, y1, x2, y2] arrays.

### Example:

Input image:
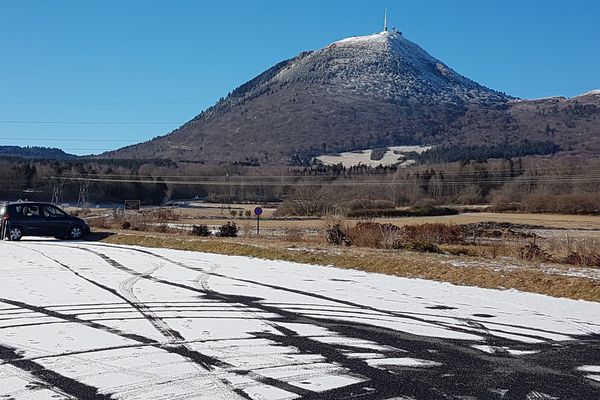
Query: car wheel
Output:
[[8, 226, 23, 241], [68, 225, 84, 240]]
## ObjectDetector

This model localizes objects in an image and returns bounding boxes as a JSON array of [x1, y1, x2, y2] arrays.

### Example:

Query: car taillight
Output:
[[1, 213, 9, 220]]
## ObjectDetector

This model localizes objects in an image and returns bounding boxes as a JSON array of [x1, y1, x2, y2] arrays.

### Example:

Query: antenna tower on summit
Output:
[[384, 9, 388, 32]]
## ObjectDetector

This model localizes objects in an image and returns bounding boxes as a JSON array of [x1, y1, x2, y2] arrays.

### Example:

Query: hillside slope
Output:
[[103, 31, 510, 164], [102, 32, 600, 164]]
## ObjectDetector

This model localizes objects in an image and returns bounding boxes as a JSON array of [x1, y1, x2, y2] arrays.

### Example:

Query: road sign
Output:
[[254, 207, 263, 235]]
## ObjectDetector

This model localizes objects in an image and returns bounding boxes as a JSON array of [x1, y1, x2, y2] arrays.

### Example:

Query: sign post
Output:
[[254, 207, 263, 236]]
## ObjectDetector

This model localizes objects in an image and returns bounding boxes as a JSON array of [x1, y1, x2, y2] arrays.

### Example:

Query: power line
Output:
[[52, 175, 600, 187], [0, 120, 183, 125], [0, 101, 213, 105], [0, 137, 141, 142]]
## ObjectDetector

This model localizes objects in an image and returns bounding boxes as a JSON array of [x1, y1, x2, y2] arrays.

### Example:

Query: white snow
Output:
[[585, 375, 600, 382], [577, 89, 600, 97], [578, 366, 600, 373], [367, 357, 442, 368], [316, 145, 431, 168], [334, 32, 390, 46], [0, 239, 599, 398]]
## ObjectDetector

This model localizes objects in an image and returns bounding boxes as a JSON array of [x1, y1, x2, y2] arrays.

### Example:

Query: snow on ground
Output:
[[316, 145, 431, 168], [0, 239, 599, 399], [578, 89, 600, 97]]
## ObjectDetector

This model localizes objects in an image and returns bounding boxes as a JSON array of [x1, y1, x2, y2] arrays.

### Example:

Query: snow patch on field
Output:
[[316, 145, 431, 167]]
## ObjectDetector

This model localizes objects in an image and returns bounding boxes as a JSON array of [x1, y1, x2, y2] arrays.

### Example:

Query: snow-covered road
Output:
[[0, 239, 599, 399]]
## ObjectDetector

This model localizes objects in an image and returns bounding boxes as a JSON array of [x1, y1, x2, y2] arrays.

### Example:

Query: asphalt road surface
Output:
[[0, 239, 599, 399]]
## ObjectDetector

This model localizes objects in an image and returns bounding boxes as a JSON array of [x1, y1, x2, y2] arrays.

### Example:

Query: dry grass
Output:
[[99, 230, 600, 302]]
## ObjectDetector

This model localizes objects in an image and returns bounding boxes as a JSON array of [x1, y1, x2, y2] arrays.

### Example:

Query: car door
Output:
[[21, 204, 48, 236], [42, 205, 70, 236]]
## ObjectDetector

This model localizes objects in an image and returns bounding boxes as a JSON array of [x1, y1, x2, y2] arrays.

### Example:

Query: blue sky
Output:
[[1, 0, 598, 155]]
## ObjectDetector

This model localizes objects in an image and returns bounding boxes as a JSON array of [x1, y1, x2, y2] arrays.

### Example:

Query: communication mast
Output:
[[384, 8, 388, 32]]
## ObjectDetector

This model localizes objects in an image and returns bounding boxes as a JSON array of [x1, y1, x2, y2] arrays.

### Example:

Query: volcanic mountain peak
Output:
[[269, 30, 509, 105], [104, 30, 600, 165]]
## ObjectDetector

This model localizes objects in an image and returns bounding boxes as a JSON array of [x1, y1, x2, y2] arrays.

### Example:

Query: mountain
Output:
[[102, 31, 600, 165], [0, 146, 76, 160]]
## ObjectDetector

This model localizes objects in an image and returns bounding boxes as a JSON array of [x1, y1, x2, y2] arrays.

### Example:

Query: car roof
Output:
[[5, 202, 55, 206]]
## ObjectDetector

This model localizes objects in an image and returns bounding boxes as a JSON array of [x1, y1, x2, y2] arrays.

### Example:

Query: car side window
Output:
[[43, 206, 66, 218], [23, 205, 41, 217]]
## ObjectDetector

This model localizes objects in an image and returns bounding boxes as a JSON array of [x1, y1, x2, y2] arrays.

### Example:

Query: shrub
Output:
[[403, 240, 443, 254], [218, 222, 239, 238], [191, 224, 211, 237], [519, 243, 550, 262], [346, 222, 400, 249], [402, 223, 462, 245], [120, 221, 132, 230], [347, 206, 459, 218], [340, 199, 395, 212], [283, 228, 303, 242], [156, 224, 169, 233], [325, 224, 351, 246], [562, 239, 600, 267]]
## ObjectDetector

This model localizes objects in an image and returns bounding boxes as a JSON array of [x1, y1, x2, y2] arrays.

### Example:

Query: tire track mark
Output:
[[4, 244, 321, 399], [0, 343, 114, 400], [82, 242, 565, 343], [76, 247, 457, 399], [80, 243, 600, 400], [16, 242, 600, 399]]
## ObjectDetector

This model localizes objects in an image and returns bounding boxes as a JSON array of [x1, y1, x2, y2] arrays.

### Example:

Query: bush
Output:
[[340, 198, 395, 212], [519, 243, 550, 262], [218, 222, 238, 238], [156, 224, 169, 233], [346, 222, 400, 249], [402, 223, 462, 245], [562, 239, 600, 267], [120, 221, 132, 230], [347, 206, 459, 218], [402, 240, 443, 254], [191, 224, 211, 237], [325, 224, 351, 246]]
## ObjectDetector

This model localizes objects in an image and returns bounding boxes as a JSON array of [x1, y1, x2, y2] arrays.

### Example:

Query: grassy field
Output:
[[98, 230, 600, 302], [156, 211, 600, 231], [85, 205, 600, 303]]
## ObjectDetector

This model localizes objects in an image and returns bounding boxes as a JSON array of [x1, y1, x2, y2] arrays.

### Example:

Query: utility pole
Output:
[[50, 176, 65, 205], [77, 179, 91, 210]]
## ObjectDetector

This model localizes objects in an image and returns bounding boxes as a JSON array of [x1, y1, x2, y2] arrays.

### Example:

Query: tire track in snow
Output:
[[14, 243, 325, 399], [12, 242, 600, 399], [74, 246, 458, 399], [9, 243, 188, 345], [78, 242, 600, 400], [0, 343, 114, 400], [83, 242, 581, 343]]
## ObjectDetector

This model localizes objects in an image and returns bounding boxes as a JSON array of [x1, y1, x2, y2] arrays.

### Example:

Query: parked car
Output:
[[0, 202, 90, 241]]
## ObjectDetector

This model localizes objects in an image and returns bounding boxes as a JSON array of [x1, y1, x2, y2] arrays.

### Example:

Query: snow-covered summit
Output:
[[272, 30, 509, 105], [578, 89, 600, 97], [334, 31, 393, 46]]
